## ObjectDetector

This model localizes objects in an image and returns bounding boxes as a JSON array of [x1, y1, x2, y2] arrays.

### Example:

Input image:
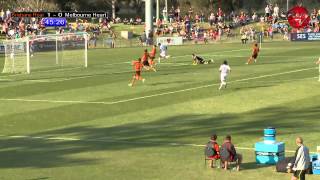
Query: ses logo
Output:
[[297, 33, 307, 39]]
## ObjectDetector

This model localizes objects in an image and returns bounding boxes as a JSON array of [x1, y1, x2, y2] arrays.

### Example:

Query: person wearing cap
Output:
[[291, 137, 310, 180]]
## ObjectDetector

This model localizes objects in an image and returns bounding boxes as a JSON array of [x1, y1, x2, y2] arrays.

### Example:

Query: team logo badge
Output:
[[287, 6, 310, 28]]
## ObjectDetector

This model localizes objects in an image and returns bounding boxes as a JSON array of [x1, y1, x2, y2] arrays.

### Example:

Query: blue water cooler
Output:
[[312, 153, 320, 175], [255, 127, 285, 164], [313, 160, 320, 175]]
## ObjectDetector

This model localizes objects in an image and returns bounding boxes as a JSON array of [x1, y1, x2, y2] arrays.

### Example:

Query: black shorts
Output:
[[198, 60, 205, 64], [143, 60, 150, 66], [252, 53, 258, 59], [294, 170, 306, 180]]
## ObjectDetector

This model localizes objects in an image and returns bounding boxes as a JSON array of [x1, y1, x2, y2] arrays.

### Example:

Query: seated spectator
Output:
[[129, 18, 134, 25], [280, 11, 287, 20], [136, 17, 142, 25], [115, 17, 121, 23], [220, 135, 242, 171], [123, 18, 129, 25], [204, 134, 220, 168]]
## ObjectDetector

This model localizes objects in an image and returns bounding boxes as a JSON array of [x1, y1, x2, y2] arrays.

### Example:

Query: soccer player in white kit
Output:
[[219, 60, 231, 90], [158, 43, 170, 63]]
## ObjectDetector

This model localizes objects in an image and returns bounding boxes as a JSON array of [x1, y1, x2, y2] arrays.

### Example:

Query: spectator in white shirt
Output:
[[273, 4, 279, 17], [6, 9, 10, 18], [265, 5, 271, 17]]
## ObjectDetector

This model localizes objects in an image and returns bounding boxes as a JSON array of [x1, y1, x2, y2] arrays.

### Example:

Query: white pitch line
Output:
[[2, 64, 190, 83], [107, 67, 318, 105], [0, 67, 317, 105], [0, 98, 110, 105], [1, 46, 315, 79], [0, 134, 316, 154], [1, 67, 83, 78]]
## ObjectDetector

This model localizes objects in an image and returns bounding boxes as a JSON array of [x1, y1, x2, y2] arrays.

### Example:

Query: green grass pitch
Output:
[[0, 41, 319, 180]]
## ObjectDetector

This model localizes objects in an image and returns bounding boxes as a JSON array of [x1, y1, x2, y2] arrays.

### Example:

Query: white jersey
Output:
[[160, 44, 167, 53], [219, 64, 231, 75], [159, 44, 168, 57], [219, 64, 230, 83]]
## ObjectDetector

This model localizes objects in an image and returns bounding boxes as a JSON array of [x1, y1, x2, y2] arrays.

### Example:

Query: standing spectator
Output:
[[18, 19, 25, 37], [292, 137, 310, 180], [265, 5, 271, 18], [200, 12, 205, 23], [268, 26, 273, 40], [195, 13, 200, 23], [90, 33, 98, 48], [0, 9, 4, 21], [162, 7, 167, 23], [6, 9, 11, 18], [209, 13, 215, 27], [218, 7, 223, 17], [147, 30, 153, 45], [220, 135, 242, 170], [273, 4, 279, 18], [176, 6, 181, 17], [169, 7, 174, 23], [241, 33, 248, 44], [139, 31, 146, 46], [252, 12, 258, 21], [218, 28, 223, 40], [283, 28, 289, 40], [188, 7, 193, 16]]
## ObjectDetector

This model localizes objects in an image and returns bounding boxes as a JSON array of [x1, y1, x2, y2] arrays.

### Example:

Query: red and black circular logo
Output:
[[287, 6, 310, 28]]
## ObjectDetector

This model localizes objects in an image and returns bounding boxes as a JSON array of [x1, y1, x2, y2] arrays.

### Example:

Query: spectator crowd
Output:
[[0, 4, 319, 44], [151, 3, 320, 43]]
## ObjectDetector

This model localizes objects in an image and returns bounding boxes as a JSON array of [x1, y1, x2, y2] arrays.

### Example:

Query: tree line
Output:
[[1, 0, 319, 15]]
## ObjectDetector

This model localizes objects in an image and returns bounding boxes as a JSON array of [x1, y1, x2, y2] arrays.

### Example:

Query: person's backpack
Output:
[[204, 141, 217, 157]]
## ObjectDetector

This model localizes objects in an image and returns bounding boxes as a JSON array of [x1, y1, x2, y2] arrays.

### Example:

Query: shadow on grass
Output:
[[0, 97, 319, 169], [26, 177, 51, 180], [241, 162, 274, 170]]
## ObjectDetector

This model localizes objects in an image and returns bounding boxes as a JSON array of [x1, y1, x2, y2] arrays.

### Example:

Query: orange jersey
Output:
[[141, 52, 149, 62], [253, 46, 259, 54], [132, 60, 143, 71], [150, 47, 156, 57]]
